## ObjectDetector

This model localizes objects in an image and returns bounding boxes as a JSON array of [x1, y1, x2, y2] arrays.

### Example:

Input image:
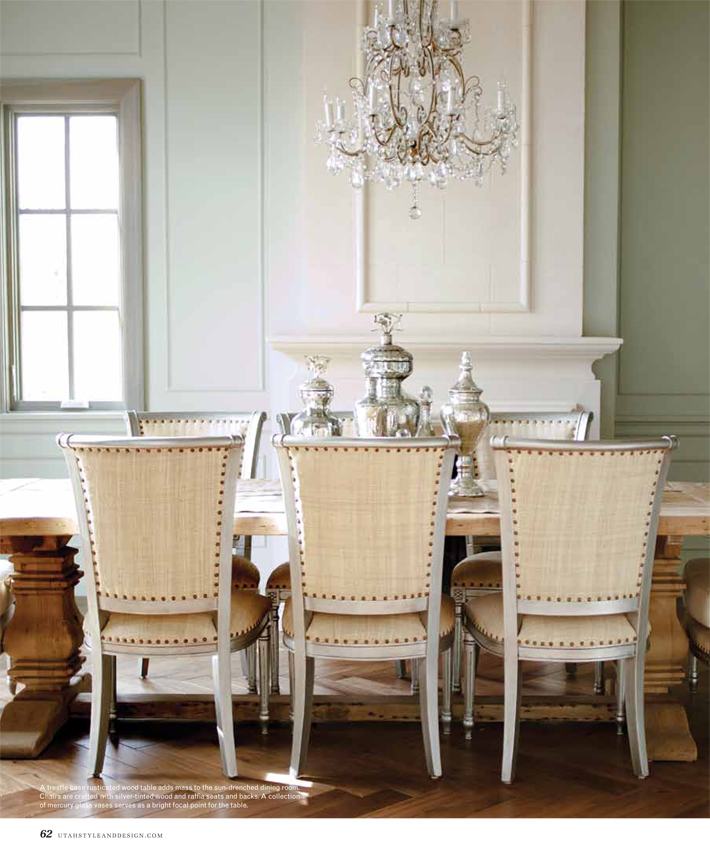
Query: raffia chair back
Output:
[[125, 411, 264, 480], [274, 437, 455, 609], [60, 435, 243, 613], [493, 437, 676, 612], [474, 411, 592, 482]]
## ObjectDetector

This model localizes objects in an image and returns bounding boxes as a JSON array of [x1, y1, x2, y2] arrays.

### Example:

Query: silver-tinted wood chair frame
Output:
[[453, 411, 604, 695], [61, 434, 271, 777], [274, 435, 457, 779], [462, 436, 677, 783], [125, 411, 266, 691], [272, 412, 414, 697]]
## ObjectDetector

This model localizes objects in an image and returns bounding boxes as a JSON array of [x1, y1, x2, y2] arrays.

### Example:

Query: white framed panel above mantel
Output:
[[355, 0, 532, 315]]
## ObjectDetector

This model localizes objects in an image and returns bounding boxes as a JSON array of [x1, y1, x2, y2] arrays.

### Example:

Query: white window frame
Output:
[[0, 79, 143, 413]]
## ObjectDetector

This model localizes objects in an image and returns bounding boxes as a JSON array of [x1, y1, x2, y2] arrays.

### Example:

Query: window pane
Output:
[[71, 215, 120, 305], [73, 311, 122, 401], [18, 215, 67, 306], [20, 311, 68, 401], [69, 115, 119, 209], [17, 115, 65, 210]]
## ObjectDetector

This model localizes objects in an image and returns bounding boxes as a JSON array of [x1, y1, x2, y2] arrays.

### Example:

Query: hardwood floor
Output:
[[1, 646, 708, 819]]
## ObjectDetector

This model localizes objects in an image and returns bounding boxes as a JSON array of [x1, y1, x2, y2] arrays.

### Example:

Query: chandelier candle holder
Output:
[[315, 0, 519, 218]]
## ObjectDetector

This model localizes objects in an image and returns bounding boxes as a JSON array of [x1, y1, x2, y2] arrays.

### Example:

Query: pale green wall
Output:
[[584, 0, 709, 556]]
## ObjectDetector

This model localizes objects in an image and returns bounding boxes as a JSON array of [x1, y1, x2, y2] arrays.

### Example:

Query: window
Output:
[[1, 81, 143, 412]]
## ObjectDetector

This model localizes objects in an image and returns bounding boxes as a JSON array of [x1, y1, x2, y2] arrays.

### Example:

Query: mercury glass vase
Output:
[[291, 355, 343, 437], [440, 351, 490, 497]]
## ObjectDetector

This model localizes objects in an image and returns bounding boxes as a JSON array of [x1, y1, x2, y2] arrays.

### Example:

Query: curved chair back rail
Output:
[[125, 411, 266, 480], [58, 434, 244, 618]]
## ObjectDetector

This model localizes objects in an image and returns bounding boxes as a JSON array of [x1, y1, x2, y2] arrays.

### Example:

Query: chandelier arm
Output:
[[369, 118, 399, 149], [457, 131, 505, 154], [333, 138, 367, 158]]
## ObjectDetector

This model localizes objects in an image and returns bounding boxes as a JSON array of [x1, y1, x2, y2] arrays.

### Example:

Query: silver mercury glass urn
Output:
[[440, 351, 491, 497], [291, 355, 343, 437], [354, 313, 420, 437]]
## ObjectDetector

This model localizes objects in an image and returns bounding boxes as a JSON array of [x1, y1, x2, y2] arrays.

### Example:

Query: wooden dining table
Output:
[[0, 477, 708, 763]]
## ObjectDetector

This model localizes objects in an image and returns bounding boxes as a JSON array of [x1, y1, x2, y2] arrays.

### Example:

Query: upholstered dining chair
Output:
[[125, 411, 266, 690], [462, 435, 677, 783], [450, 411, 597, 694], [0, 558, 15, 694], [683, 558, 709, 691], [59, 433, 271, 777], [273, 435, 458, 779], [270, 412, 413, 699]]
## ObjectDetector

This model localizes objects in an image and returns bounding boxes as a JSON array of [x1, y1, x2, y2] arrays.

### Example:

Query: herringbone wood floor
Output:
[[1, 646, 708, 819]]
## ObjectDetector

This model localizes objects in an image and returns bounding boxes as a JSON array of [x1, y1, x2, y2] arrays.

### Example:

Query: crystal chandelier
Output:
[[315, 0, 519, 218]]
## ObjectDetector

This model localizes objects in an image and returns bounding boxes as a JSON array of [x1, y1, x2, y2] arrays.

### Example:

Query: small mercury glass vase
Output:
[[291, 355, 342, 437], [440, 352, 490, 497], [416, 386, 435, 436]]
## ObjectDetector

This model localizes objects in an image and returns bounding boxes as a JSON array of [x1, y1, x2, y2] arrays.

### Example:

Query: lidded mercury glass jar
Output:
[[354, 313, 420, 437], [440, 351, 490, 497], [291, 355, 342, 437]]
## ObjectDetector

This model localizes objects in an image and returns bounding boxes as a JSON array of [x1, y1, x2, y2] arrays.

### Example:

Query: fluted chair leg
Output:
[[463, 631, 476, 740], [411, 658, 420, 693], [258, 628, 270, 735], [108, 656, 118, 735], [288, 650, 295, 724], [269, 601, 280, 694], [89, 653, 112, 777], [212, 648, 237, 779], [289, 653, 315, 778], [594, 661, 605, 694], [242, 645, 257, 694], [139, 658, 149, 679], [501, 657, 522, 785], [6, 656, 17, 695], [419, 650, 442, 779], [624, 654, 649, 779], [441, 649, 452, 734], [395, 660, 408, 679], [689, 653, 698, 692], [616, 659, 626, 735], [452, 601, 463, 693]]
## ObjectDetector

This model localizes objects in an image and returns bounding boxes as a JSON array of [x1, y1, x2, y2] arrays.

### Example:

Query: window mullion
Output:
[[64, 114, 74, 401]]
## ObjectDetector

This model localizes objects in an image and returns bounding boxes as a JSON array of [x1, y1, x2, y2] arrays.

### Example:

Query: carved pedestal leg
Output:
[[0, 536, 85, 758], [645, 535, 697, 762]]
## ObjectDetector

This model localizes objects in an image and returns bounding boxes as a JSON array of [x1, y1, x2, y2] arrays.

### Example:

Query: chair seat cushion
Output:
[[464, 594, 644, 649], [687, 617, 709, 657], [266, 562, 291, 591], [452, 552, 502, 589], [232, 554, 260, 589], [0, 559, 13, 616], [282, 594, 455, 646], [684, 558, 710, 627], [85, 591, 270, 648]]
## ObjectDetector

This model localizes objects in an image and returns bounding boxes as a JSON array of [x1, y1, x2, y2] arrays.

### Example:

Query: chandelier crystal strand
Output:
[[315, 0, 519, 217]]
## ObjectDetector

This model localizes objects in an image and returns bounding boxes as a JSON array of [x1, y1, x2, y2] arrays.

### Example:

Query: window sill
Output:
[[0, 410, 126, 434]]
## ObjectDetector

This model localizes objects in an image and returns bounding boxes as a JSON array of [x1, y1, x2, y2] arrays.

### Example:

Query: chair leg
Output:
[[288, 650, 295, 724], [441, 648, 452, 734], [212, 648, 237, 779], [411, 658, 420, 694], [269, 600, 281, 694], [501, 655, 522, 785], [624, 653, 649, 779], [419, 648, 442, 779], [247, 644, 257, 694], [395, 660, 408, 680], [138, 658, 149, 679], [89, 652, 112, 777], [463, 630, 476, 740], [6, 655, 17, 695], [108, 655, 118, 735], [616, 659, 626, 735], [452, 600, 463, 694], [564, 662, 577, 677], [689, 653, 698, 692], [258, 628, 270, 735], [289, 653, 315, 778], [594, 661, 605, 694]]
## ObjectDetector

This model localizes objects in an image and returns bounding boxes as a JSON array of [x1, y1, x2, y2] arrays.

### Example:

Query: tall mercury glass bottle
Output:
[[291, 355, 343, 437], [440, 351, 490, 497]]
